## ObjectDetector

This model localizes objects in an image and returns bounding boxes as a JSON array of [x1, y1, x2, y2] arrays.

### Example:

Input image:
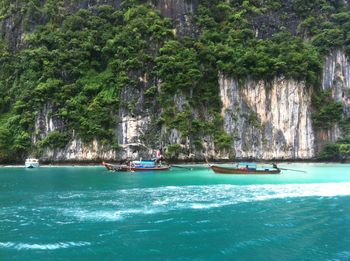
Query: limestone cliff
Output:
[[2, 1, 350, 162], [156, 0, 198, 36], [315, 49, 350, 152], [219, 76, 314, 160], [33, 49, 349, 162], [218, 49, 350, 160]]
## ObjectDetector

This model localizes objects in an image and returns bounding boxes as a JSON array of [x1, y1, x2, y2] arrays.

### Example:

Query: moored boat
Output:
[[210, 162, 280, 175], [25, 158, 40, 168], [102, 160, 170, 172]]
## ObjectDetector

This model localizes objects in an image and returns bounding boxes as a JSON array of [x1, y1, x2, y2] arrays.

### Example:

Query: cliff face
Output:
[[315, 49, 350, 152], [2, 1, 350, 162], [34, 87, 154, 162], [219, 77, 314, 160], [156, 0, 198, 36], [219, 49, 350, 160], [33, 49, 350, 162]]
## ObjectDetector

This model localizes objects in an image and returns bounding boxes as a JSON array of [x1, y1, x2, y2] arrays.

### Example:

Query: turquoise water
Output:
[[0, 163, 349, 260]]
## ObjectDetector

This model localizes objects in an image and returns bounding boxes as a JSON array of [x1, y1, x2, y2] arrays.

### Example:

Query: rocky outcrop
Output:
[[34, 81, 157, 162], [34, 105, 153, 162], [322, 49, 350, 93], [156, 0, 198, 36], [33, 103, 116, 161], [33, 103, 65, 144], [219, 76, 314, 160], [314, 49, 350, 152], [40, 138, 116, 162], [8, 1, 348, 162], [217, 50, 350, 160], [33, 49, 350, 162]]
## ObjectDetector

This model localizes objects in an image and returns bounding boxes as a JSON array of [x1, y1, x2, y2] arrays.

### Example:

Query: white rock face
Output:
[[33, 104, 117, 161], [33, 49, 350, 161], [33, 104, 153, 161], [117, 115, 154, 160], [322, 49, 350, 94], [157, 0, 198, 36], [219, 76, 315, 159], [118, 115, 150, 145], [219, 49, 350, 159], [41, 138, 117, 161], [315, 49, 350, 150]]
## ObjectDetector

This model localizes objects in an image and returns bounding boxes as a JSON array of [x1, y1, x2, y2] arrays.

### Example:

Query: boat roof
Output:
[[238, 162, 257, 167], [132, 160, 155, 165]]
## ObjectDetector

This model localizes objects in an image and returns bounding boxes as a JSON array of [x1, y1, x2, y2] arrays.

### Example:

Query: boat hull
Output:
[[25, 163, 39, 168], [102, 162, 170, 172], [25, 158, 40, 168], [211, 165, 280, 175]]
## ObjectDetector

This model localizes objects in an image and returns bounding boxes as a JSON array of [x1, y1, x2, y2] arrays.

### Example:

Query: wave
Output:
[[59, 182, 350, 222], [63, 207, 166, 222], [57, 193, 83, 199], [63, 209, 123, 221], [0, 241, 90, 250]]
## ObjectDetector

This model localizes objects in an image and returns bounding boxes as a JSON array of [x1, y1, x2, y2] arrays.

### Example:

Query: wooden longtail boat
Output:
[[209, 162, 281, 175], [211, 165, 280, 175], [102, 161, 171, 172]]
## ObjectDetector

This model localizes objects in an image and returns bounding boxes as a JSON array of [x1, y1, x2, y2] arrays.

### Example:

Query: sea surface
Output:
[[0, 163, 349, 261]]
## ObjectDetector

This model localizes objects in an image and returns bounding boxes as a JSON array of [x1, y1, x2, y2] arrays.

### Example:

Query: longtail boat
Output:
[[102, 160, 170, 172], [209, 162, 281, 175]]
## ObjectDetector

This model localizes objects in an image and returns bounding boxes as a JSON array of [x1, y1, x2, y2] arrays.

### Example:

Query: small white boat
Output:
[[25, 158, 40, 168]]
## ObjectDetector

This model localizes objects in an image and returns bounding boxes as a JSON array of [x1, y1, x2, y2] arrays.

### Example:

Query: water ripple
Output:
[[0, 241, 91, 250], [3, 183, 350, 223]]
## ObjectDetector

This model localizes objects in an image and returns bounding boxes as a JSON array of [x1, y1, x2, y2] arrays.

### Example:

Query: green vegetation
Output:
[[318, 142, 350, 161], [0, 3, 174, 161], [312, 90, 343, 129], [311, 89, 350, 160], [37, 131, 70, 149], [166, 144, 182, 159], [318, 116, 350, 160], [0, 0, 350, 161]]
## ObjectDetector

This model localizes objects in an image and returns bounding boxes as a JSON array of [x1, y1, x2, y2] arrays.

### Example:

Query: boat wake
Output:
[[56, 182, 350, 222], [2, 183, 349, 224], [0, 241, 90, 250]]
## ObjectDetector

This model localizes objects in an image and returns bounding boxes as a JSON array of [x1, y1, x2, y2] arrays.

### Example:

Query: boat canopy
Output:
[[238, 162, 257, 167], [25, 158, 39, 163], [132, 160, 156, 166]]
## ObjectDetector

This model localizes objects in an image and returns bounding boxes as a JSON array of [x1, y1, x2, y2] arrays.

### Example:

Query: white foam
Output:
[[66, 209, 123, 221], [59, 182, 350, 222], [64, 207, 166, 222], [58, 193, 83, 199], [0, 241, 90, 250], [191, 203, 222, 209]]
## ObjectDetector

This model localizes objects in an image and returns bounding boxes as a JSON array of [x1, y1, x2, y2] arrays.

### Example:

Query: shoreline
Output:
[[1, 160, 349, 168], [1, 155, 350, 166], [2, 157, 350, 165]]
